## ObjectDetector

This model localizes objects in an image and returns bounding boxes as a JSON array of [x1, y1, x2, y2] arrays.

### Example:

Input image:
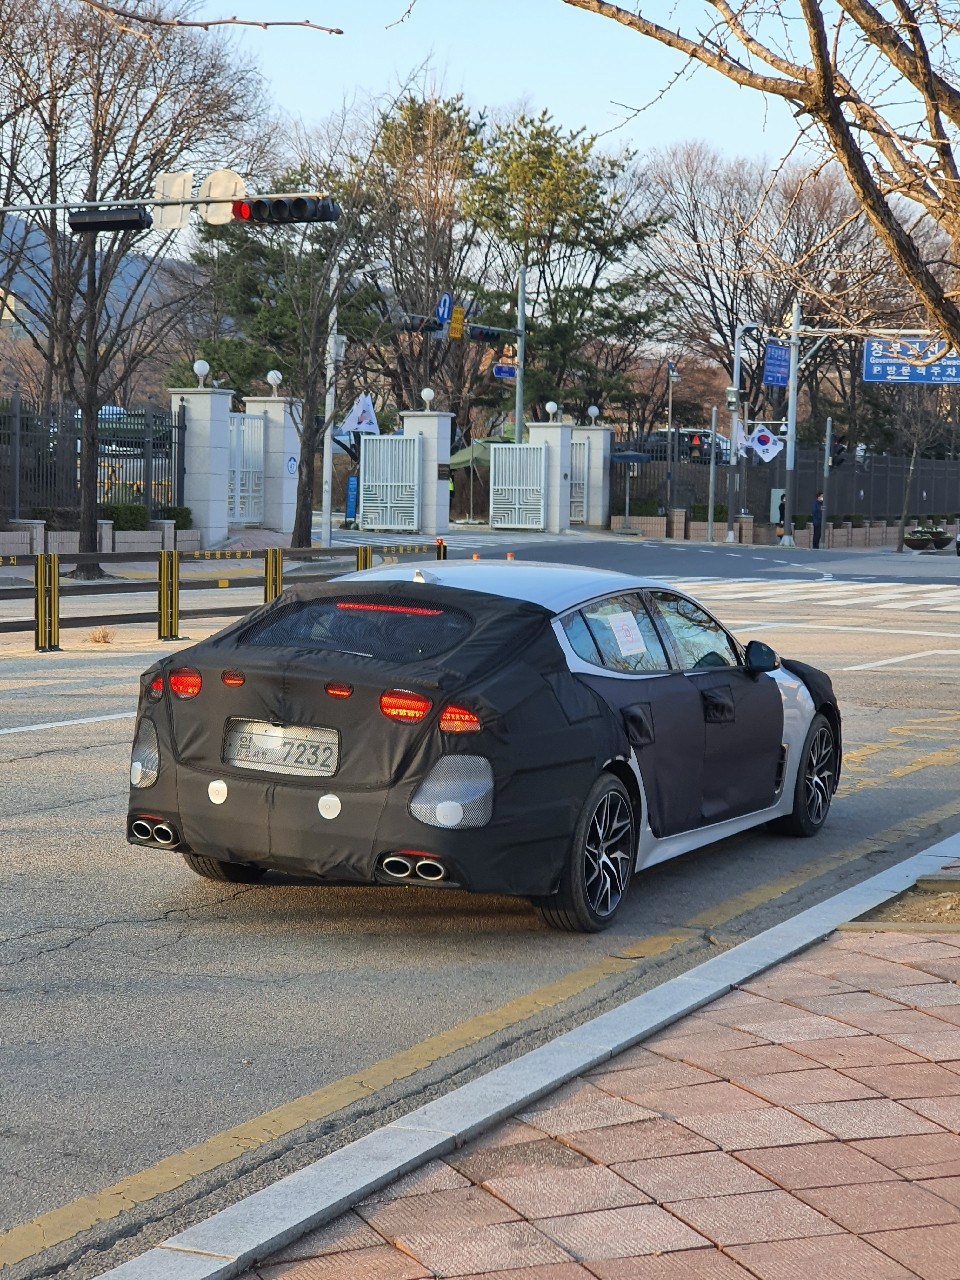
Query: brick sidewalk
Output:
[[239, 928, 960, 1280]]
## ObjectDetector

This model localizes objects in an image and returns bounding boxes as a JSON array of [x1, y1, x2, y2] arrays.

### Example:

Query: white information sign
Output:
[[608, 612, 647, 657]]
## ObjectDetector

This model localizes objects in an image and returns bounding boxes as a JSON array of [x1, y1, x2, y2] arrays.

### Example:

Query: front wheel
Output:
[[533, 774, 635, 932], [769, 712, 836, 837], [182, 853, 267, 883]]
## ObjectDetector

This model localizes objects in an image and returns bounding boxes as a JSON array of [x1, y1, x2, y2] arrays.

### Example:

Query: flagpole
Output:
[[780, 298, 802, 548], [319, 260, 340, 549]]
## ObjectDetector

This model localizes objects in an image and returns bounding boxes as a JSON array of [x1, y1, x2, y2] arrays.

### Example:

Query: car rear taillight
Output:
[[221, 670, 245, 687], [325, 681, 353, 699], [147, 675, 163, 702], [439, 705, 481, 733], [380, 689, 431, 722], [169, 668, 202, 699]]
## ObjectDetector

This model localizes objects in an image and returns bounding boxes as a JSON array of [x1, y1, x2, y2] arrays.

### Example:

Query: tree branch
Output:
[[77, 1, 343, 35]]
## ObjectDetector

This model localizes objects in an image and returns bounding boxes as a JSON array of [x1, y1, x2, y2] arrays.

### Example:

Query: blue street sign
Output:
[[435, 291, 453, 325], [762, 341, 791, 387], [492, 363, 516, 380], [345, 474, 359, 521], [862, 337, 960, 383]]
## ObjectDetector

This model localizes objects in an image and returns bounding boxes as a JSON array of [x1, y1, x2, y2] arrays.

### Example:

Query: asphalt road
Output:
[[3, 536, 960, 1278]]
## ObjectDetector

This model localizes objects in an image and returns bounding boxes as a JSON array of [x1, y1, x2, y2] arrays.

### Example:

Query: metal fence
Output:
[[610, 447, 960, 523], [0, 396, 185, 521]]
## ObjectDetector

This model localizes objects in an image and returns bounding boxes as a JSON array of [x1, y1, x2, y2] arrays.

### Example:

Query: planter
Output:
[[904, 535, 932, 550], [931, 534, 952, 550]]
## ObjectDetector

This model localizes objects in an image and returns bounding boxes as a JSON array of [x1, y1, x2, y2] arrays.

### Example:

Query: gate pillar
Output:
[[244, 396, 300, 535], [528, 423, 573, 534], [572, 424, 612, 527], [401, 410, 453, 537], [170, 387, 233, 547]]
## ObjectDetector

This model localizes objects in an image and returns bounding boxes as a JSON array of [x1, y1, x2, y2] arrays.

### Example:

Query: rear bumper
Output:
[[127, 759, 573, 898]]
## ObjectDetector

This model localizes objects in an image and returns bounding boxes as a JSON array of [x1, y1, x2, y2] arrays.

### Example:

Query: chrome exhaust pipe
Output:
[[415, 859, 446, 882], [152, 823, 176, 846], [131, 819, 153, 840], [381, 855, 413, 879]]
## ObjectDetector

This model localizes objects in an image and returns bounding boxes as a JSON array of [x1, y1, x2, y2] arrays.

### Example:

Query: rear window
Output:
[[239, 597, 473, 662]]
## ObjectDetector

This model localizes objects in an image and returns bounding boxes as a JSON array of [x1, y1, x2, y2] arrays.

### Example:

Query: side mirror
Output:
[[744, 640, 780, 674]]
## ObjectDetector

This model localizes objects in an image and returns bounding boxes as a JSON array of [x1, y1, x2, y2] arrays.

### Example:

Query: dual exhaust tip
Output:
[[380, 854, 447, 883], [131, 818, 178, 846]]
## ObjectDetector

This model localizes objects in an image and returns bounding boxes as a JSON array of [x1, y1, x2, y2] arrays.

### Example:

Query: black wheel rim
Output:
[[804, 725, 835, 826], [583, 790, 633, 917]]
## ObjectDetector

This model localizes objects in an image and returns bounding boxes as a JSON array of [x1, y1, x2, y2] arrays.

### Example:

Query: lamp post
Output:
[[666, 361, 680, 511], [266, 369, 282, 397], [726, 322, 759, 542], [545, 400, 558, 423], [193, 359, 210, 388]]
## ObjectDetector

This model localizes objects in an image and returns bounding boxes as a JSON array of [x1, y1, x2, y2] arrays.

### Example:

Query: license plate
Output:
[[222, 719, 339, 777]]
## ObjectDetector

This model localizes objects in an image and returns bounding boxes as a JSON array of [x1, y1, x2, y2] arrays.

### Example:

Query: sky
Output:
[[200, 0, 802, 162]]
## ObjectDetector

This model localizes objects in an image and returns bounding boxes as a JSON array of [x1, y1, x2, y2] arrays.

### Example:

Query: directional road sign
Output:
[[435, 292, 453, 326], [862, 337, 960, 383], [492, 363, 516, 380], [762, 341, 791, 387]]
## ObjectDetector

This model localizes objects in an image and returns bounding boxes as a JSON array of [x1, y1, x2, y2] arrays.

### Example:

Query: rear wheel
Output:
[[182, 853, 267, 883], [769, 712, 836, 837], [533, 774, 635, 933]]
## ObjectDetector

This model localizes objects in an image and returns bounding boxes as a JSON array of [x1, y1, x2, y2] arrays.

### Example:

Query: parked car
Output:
[[128, 563, 841, 931], [643, 429, 729, 464]]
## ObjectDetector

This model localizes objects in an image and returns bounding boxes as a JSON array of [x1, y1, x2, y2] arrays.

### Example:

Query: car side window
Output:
[[580, 594, 670, 674], [649, 591, 739, 671], [560, 610, 603, 666]]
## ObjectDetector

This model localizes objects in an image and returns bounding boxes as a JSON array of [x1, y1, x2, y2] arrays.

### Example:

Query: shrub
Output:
[[793, 513, 809, 529], [690, 502, 728, 522], [33, 506, 80, 530], [99, 503, 149, 530], [851, 514, 865, 528], [158, 505, 192, 530]]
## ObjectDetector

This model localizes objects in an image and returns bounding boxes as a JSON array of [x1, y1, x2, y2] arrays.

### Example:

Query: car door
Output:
[[647, 589, 784, 825], [558, 593, 706, 839]]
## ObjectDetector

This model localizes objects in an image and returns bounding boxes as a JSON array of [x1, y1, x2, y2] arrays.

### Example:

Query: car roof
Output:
[[335, 560, 673, 614]]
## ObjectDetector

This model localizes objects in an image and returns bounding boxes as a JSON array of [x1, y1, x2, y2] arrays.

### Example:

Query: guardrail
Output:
[[1, 540, 446, 650]]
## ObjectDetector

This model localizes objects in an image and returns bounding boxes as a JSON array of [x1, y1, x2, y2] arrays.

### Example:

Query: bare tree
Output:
[[563, 1, 960, 349], [0, 0, 262, 557]]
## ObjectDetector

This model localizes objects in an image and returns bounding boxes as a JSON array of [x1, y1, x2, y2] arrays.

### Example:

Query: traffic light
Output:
[[724, 386, 740, 411], [68, 206, 152, 235], [468, 324, 507, 343], [231, 195, 342, 225], [831, 437, 848, 466], [400, 314, 444, 333]]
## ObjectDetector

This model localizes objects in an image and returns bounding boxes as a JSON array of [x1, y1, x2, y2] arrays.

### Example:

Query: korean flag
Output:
[[747, 426, 785, 462]]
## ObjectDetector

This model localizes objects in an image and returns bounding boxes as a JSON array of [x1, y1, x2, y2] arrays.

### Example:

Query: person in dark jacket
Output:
[[812, 492, 824, 549]]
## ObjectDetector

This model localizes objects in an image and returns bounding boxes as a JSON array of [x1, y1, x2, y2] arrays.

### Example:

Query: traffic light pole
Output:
[[780, 298, 802, 548], [726, 323, 757, 541], [514, 266, 526, 442], [319, 261, 340, 549], [822, 414, 833, 534]]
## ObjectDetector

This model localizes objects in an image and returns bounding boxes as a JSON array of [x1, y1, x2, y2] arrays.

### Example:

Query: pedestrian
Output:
[[811, 491, 824, 549], [776, 493, 786, 541]]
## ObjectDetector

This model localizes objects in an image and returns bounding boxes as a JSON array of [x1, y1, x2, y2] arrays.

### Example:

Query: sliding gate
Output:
[[489, 443, 546, 530]]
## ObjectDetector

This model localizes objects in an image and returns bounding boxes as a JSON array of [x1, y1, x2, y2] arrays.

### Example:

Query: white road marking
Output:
[[0, 711, 135, 736], [843, 649, 960, 671]]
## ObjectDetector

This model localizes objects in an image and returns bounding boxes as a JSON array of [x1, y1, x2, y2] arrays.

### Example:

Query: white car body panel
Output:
[[342, 559, 827, 873]]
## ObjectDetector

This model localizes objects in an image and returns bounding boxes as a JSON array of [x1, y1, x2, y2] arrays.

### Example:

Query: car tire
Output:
[[181, 853, 267, 883], [532, 774, 635, 933], [769, 712, 837, 838]]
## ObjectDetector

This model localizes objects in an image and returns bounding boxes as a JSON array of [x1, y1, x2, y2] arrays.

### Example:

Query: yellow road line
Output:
[[0, 931, 689, 1267], [7, 795, 960, 1268]]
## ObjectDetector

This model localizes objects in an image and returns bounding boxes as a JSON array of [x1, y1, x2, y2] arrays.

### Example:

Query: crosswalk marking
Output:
[[326, 529, 608, 550], [674, 576, 960, 612]]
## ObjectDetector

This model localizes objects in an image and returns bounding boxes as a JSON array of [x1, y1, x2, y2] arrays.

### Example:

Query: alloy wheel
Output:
[[583, 790, 633, 917], [804, 725, 835, 827]]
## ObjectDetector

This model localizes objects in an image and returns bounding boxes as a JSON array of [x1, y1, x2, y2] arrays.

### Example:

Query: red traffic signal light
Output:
[[231, 195, 341, 225]]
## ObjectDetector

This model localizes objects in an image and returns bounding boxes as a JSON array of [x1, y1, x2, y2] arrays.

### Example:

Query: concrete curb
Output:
[[96, 832, 960, 1280]]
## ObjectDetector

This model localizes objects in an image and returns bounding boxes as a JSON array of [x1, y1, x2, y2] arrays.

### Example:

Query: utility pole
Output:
[[707, 405, 718, 542], [726, 322, 759, 541], [780, 298, 802, 547], [319, 260, 340, 549], [514, 265, 526, 442], [666, 362, 675, 511], [822, 414, 832, 535]]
